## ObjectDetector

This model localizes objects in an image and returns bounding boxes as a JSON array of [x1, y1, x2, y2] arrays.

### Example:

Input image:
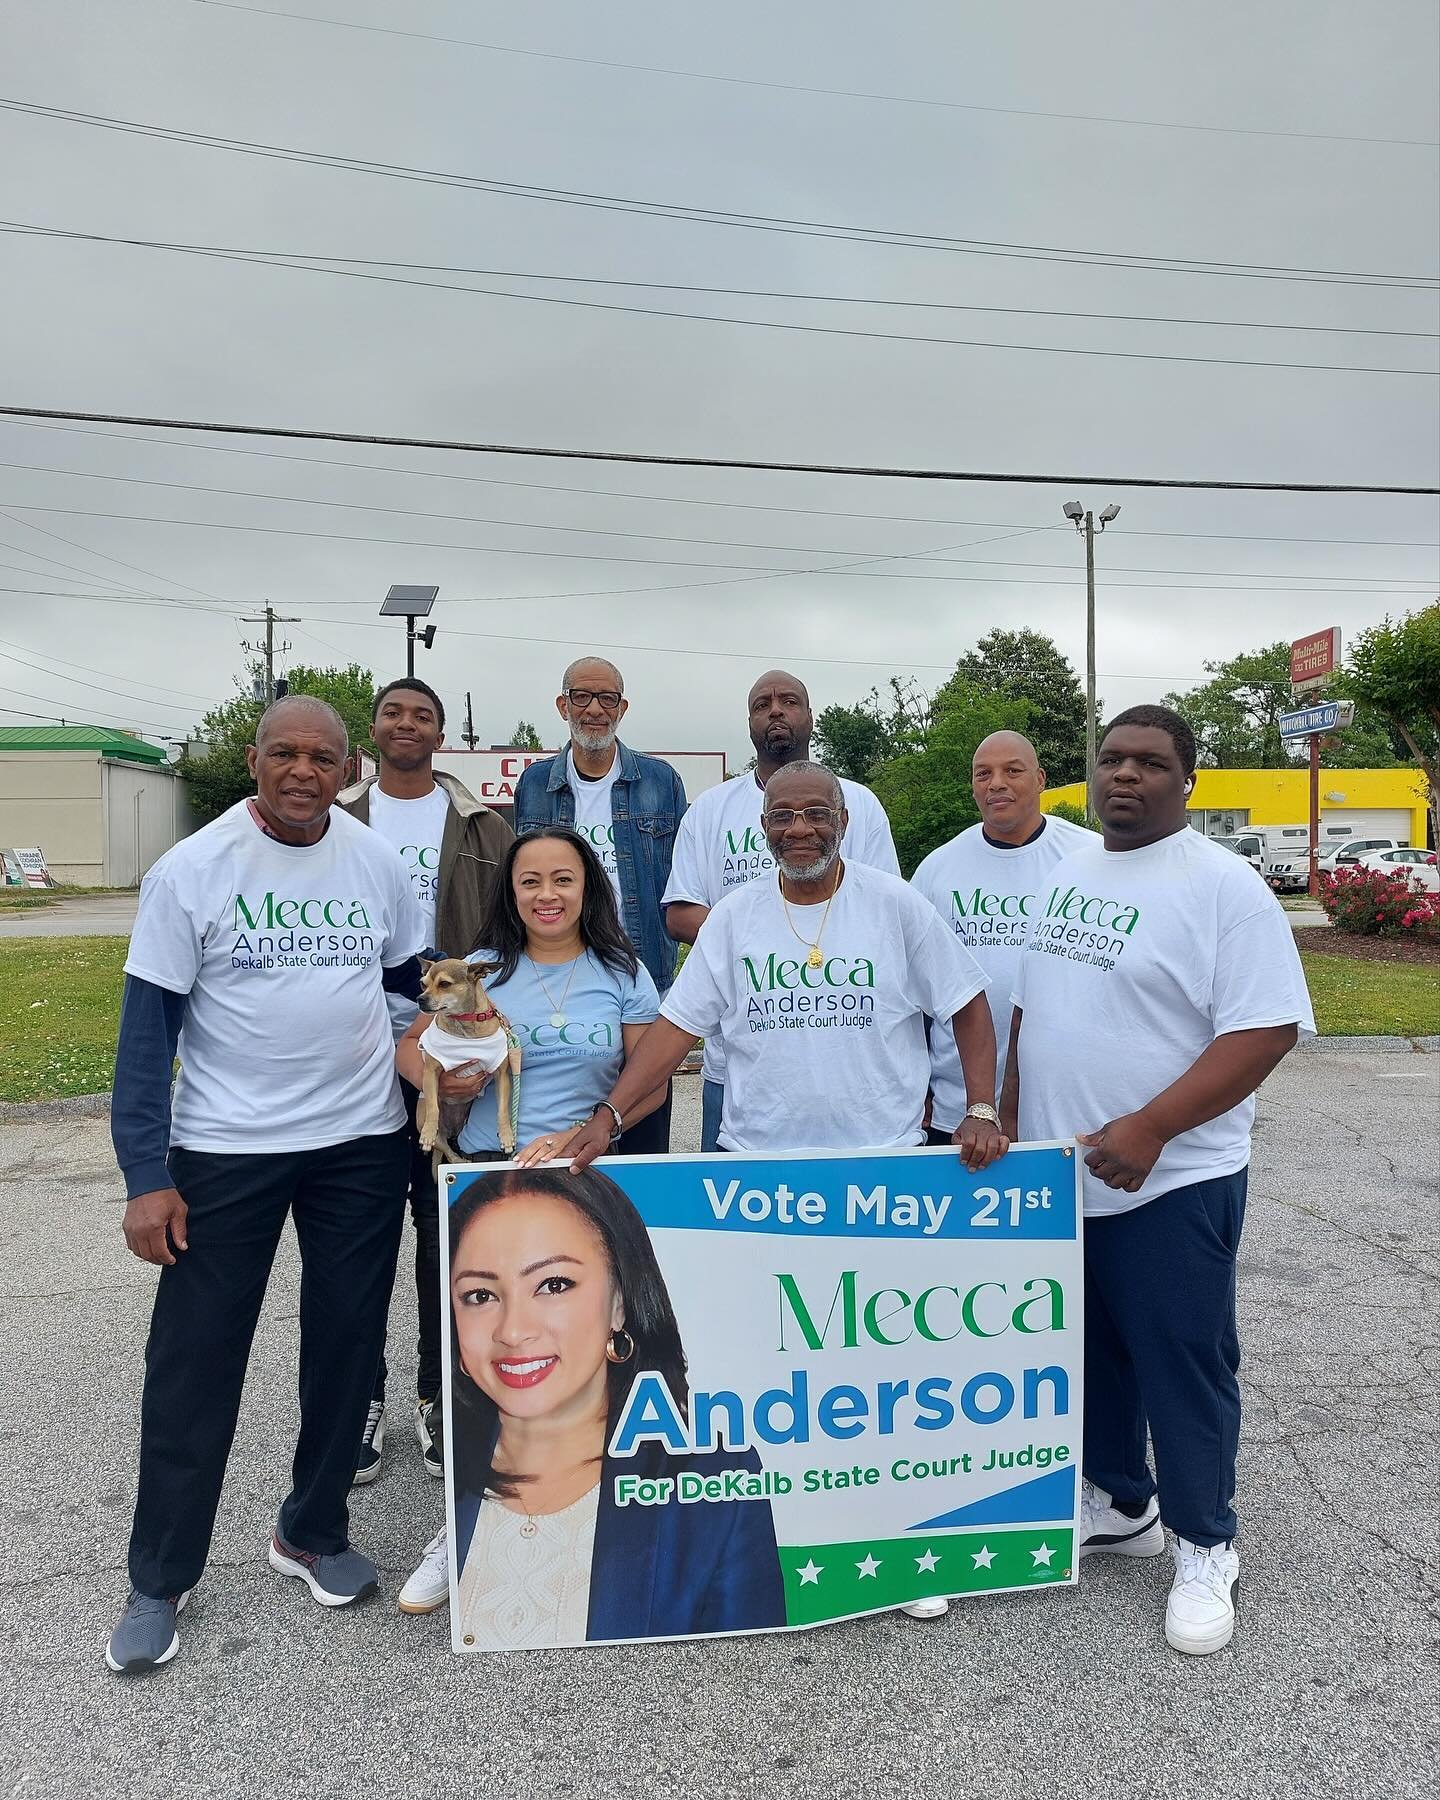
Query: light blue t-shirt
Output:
[[457, 948, 660, 1153]]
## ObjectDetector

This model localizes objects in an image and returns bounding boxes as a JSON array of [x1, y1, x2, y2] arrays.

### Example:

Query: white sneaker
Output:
[[398, 1527, 451, 1615], [899, 1596, 950, 1620], [1165, 1537, 1239, 1655], [1079, 1477, 1164, 1558]]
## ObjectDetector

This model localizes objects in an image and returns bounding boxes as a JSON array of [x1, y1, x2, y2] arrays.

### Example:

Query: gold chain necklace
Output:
[[780, 874, 840, 970]]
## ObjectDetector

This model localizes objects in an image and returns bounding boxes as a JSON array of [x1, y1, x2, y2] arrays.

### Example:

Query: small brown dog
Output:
[[414, 957, 522, 1165]]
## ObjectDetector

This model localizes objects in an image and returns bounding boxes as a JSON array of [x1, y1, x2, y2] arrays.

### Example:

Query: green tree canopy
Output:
[[938, 629, 1087, 784], [1346, 604, 1440, 842], [506, 719, 545, 750], [813, 678, 926, 783], [869, 679, 1029, 874], [183, 662, 377, 821]]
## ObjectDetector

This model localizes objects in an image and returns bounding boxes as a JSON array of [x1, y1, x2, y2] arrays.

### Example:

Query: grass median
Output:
[[0, 937, 1434, 1107]]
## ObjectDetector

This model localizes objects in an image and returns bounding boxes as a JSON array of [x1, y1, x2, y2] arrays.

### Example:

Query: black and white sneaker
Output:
[[352, 1399, 385, 1487], [415, 1397, 444, 1480], [1079, 1477, 1165, 1558]]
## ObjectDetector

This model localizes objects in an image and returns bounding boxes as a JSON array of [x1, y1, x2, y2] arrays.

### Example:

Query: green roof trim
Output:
[[0, 726, 171, 765]]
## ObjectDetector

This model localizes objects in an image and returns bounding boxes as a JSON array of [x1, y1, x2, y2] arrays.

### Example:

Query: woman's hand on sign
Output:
[[1076, 1112, 1165, 1191], [952, 1117, 1007, 1172], [437, 1060, 492, 1101], [514, 1125, 582, 1169]]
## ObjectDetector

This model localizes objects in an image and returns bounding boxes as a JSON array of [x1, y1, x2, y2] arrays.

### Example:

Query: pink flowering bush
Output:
[[1320, 866, 1440, 941]]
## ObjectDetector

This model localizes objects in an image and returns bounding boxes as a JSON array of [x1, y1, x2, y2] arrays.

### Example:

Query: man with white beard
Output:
[[563, 761, 1006, 1620], [514, 655, 687, 1152]]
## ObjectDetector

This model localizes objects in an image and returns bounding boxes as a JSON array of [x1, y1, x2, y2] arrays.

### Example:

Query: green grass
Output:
[[0, 937, 128, 1101], [0, 937, 1432, 1107], [1299, 951, 1440, 1039]]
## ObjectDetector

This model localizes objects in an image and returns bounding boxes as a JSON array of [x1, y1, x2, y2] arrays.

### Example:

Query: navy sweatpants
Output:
[[128, 1129, 410, 1598], [1083, 1169, 1247, 1548]]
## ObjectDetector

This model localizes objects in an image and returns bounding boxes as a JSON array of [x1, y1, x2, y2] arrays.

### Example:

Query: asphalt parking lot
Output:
[[1, 1055, 1435, 1800]]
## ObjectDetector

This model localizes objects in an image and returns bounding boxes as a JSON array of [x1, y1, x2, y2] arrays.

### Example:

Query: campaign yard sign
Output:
[[440, 1143, 1083, 1652]]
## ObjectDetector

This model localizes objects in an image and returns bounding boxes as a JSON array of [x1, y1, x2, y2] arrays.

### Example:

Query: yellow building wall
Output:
[[1041, 767, 1430, 845]]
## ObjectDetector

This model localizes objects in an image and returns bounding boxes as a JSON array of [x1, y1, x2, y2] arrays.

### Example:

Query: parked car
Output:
[[1210, 832, 1267, 873], [1267, 835, 1410, 893], [1349, 848, 1440, 894]]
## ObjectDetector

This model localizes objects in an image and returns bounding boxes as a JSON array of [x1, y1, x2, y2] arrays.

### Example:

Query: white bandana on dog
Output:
[[417, 1017, 511, 1075]]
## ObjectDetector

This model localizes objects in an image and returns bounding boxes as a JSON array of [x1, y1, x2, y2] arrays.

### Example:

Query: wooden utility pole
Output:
[[241, 603, 299, 704]]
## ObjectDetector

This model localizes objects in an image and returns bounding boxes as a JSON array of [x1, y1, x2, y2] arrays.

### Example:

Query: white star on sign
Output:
[[915, 1549, 940, 1573], [796, 1560, 823, 1586], [971, 1545, 996, 1570], [856, 1554, 882, 1579], [1031, 1542, 1055, 1567]]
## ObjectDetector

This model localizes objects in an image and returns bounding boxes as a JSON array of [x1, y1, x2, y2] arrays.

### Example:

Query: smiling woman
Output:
[[444, 1165, 786, 1650]]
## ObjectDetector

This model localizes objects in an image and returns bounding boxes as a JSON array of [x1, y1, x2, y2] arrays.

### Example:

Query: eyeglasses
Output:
[[762, 807, 841, 828], [566, 688, 623, 712]]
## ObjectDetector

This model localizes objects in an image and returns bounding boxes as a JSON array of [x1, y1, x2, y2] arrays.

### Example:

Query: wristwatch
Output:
[[964, 1103, 1001, 1126]]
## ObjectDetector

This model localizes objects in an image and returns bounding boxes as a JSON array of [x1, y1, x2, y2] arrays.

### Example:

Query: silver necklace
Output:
[[526, 949, 585, 1029]]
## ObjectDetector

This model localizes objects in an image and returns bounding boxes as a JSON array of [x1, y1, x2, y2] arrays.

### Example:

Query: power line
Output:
[[0, 631, 230, 707], [7, 418, 1437, 551], [7, 459, 1431, 582], [2, 407, 1435, 494], [0, 642, 227, 716], [7, 226, 1431, 379], [10, 221, 1434, 340], [178, 0, 1440, 149], [0, 501, 235, 606], [2, 99, 1435, 290]]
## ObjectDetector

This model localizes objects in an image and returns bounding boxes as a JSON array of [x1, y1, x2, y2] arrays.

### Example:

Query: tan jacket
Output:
[[336, 769, 513, 958]]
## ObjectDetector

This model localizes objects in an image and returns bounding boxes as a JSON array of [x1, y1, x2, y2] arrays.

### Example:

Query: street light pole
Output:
[[1063, 500, 1120, 823]]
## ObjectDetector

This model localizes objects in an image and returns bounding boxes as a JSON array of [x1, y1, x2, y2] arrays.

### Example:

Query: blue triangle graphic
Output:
[[908, 1465, 1076, 1531]]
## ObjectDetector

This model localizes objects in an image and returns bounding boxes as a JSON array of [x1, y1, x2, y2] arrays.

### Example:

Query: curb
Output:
[[0, 1092, 113, 1123], [1297, 1036, 1438, 1054]]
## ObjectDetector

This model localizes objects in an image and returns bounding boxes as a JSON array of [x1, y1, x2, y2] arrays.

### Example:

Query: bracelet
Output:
[[592, 1101, 624, 1143]]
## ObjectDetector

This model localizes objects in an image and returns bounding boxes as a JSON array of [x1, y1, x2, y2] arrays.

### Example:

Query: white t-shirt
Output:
[[911, 815, 1094, 1129], [567, 749, 622, 906], [1011, 826, 1315, 1217], [367, 781, 452, 1035], [125, 800, 424, 1154], [661, 860, 986, 1152], [661, 772, 900, 1084]]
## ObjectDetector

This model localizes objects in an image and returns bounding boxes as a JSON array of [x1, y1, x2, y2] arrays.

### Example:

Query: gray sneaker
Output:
[[104, 1588, 192, 1674], [268, 1533, 379, 1607]]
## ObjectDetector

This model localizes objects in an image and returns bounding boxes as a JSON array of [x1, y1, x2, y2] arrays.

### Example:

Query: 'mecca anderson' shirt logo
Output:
[[741, 951, 877, 1035], [1031, 882, 1142, 973], [230, 888, 379, 972]]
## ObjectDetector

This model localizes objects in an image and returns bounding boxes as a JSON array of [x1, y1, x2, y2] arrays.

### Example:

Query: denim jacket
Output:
[[513, 741, 688, 991]]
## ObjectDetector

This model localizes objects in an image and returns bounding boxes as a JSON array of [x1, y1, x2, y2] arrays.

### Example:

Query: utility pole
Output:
[[241, 603, 299, 704], [462, 691, 478, 750], [1063, 500, 1121, 822]]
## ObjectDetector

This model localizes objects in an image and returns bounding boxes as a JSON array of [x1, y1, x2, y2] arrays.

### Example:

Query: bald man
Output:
[[910, 730, 1091, 1142], [106, 695, 425, 1673], [664, 670, 899, 1152]]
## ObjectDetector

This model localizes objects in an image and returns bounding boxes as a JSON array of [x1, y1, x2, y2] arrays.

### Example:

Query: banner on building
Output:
[[439, 1142, 1083, 1653]]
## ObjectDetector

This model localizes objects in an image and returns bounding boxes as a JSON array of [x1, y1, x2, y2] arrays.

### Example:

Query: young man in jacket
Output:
[[337, 677, 513, 1481], [513, 655, 687, 1153]]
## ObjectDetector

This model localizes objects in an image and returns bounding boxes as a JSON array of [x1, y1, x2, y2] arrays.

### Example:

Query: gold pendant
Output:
[[807, 945, 823, 969]]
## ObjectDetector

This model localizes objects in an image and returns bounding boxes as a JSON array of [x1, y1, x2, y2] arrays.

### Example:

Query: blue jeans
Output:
[[1083, 1169, 1247, 1547], [701, 1079, 724, 1153]]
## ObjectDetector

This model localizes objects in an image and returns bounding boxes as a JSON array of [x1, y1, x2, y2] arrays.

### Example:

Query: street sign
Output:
[[1279, 700, 1355, 741], [1290, 628, 1341, 695]]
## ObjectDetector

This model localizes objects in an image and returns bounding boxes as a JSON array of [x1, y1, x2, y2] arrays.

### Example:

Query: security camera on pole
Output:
[[1279, 629, 1352, 899], [1063, 500, 1121, 823]]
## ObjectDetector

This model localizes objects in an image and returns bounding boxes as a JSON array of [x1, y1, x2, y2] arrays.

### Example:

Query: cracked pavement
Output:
[[0, 1055, 1436, 1800]]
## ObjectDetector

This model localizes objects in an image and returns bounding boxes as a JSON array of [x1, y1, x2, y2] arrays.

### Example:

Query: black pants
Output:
[[127, 1128, 410, 1598], [1083, 1170, 1248, 1547], [374, 1080, 442, 1406], [615, 1080, 673, 1156]]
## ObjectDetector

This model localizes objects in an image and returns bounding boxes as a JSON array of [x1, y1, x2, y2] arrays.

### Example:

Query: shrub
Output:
[[1320, 866, 1440, 940]]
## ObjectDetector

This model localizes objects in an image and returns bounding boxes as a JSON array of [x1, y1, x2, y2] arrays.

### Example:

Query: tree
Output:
[[870, 679, 1029, 874], [1045, 800, 1098, 832], [506, 719, 544, 750], [1165, 642, 1294, 768], [183, 661, 377, 821], [1347, 604, 1440, 844], [939, 629, 1087, 783], [813, 678, 928, 783]]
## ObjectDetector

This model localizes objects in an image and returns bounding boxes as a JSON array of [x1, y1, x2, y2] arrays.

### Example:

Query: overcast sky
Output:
[[1, 0, 1436, 768]]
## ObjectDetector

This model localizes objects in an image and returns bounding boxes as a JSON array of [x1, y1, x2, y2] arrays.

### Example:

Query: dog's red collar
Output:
[[448, 1009, 497, 1023]]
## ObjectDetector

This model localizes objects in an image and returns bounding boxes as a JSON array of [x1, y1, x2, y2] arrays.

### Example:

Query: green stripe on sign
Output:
[[781, 1530, 1074, 1626]]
